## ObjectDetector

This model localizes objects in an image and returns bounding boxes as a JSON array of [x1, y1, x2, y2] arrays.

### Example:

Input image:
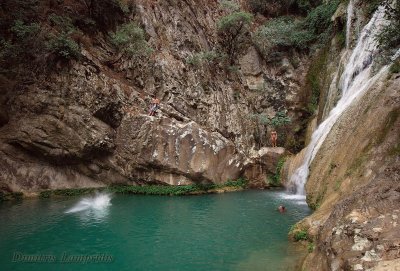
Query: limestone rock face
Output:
[[0, 0, 309, 193], [294, 69, 400, 271], [114, 115, 244, 185], [243, 147, 286, 188]]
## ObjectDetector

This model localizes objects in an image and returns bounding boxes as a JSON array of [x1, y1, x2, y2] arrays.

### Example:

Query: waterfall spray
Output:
[[288, 5, 390, 196]]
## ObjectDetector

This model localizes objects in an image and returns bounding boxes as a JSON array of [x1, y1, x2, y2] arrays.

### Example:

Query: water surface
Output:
[[0, 190, 310, 271]]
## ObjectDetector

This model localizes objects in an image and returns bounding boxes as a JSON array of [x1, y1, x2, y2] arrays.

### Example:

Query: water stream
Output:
[[288, 5, 390, 195]]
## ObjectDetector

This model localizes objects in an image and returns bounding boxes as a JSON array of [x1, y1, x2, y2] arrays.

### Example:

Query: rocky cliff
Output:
[[1, 0, 399, 269], [0, 0, 309, 194]]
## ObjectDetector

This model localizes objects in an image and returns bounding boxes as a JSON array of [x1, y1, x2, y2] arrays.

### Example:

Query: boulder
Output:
[[243, 147, 286, 188]]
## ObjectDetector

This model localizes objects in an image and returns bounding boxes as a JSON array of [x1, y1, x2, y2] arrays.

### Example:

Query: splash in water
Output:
[[65, 193, 112, 214], [289, 5, 390, 195]]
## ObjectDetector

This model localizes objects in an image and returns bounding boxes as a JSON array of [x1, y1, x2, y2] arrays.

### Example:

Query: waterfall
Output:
[[288, 5, 390, 196], [346, 0, 354, 48]]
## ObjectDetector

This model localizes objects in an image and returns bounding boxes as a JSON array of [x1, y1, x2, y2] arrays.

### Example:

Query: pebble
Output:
[[354, 264, 363, 270], [372, 227, 383, 233]]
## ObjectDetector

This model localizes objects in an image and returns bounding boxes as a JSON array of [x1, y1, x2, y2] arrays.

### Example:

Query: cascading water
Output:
[[288, 5, 391, 196]]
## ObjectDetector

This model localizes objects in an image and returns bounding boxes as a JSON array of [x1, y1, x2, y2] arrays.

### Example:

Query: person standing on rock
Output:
[[270, 130, 278, 147], [149, 94, 160, 116]]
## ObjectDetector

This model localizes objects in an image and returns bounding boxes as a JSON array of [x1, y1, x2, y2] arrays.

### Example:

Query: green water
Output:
[[0, 190, 311, 271]]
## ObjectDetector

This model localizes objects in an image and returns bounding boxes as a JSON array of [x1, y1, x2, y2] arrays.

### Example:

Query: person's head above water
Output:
[[278, 205, 286, 213]]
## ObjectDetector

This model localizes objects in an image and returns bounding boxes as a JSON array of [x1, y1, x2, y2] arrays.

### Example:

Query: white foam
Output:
[[65, 193, 112, 214], [280, 194, 307, 201]]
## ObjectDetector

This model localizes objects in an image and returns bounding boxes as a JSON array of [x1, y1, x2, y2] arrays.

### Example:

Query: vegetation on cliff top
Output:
[[253, 0, 340, 61], [0, 0, 134, 78]]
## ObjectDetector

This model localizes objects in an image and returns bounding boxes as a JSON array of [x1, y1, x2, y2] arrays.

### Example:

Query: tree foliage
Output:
[[304, 0, 339, 35], [47, 33, 81, 60], [252, 1, 339, 60], [217, 11, 253, 64], [219, 0, 240, 12], [253, 17, 314, 61], [247, 0, 321, 16], [111, 23, 152, 58]]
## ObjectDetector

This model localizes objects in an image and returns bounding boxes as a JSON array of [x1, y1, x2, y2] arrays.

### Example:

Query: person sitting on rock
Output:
[[149, 94, 160, 116], [270, 130, 278, 147]]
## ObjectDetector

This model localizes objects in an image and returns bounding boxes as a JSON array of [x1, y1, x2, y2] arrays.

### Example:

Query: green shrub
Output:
[[305, 46, 329, 113], [247, 0, 321, 16], [9, 20, 43, 57], [250, 111, 291, 127], [270, 111, 291, 128], [186, 50, 222, 67], [47, 33, 81, 60], [335, 29, 346, 50], [217, 11, 253, 64], [39, 190, 52, 199], [37, 179, 248, 199], [247, 0, 293, 16], [220, 0, 240, 11], [293, 230, 308, 241], [224, 178, 248, 188], [253, 17, 314, 60], [0, 20, 46, 74], [390, 60, 400, 74], [48, 14, 75, 32], [270, 157, 286, 186], [295, 0, 321, 13], [304, 0, 339, 35], [53, 188, 97, 196], [111, 22, 152, 58], [365, 0, 383, 17], [307, 242, 315, 252], [11, 20, 41, 40]]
